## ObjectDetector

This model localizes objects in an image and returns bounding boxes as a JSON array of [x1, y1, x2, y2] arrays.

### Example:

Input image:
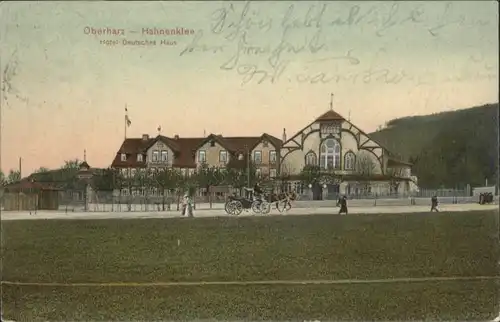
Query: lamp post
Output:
[[246, 145, 250, 188], [238, 145, 251, 188]]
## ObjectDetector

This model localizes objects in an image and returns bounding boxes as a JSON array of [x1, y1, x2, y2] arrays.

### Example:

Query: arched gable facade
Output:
[[280, 112, 385, 176], [278, 108, 415, 197]]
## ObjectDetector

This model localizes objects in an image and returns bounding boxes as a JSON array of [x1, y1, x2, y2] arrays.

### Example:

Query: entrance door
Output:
[[327, 184, 340, 199], [312, 183, 323, 200]]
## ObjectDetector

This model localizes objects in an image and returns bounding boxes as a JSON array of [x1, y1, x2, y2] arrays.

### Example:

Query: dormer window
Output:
[[137, 154, 143, 162], [121, 153, 127, 161]]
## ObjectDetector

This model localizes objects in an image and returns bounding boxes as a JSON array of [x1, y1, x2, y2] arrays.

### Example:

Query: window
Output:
[[320, 139, 341, 169], [344, 152, 356, 170], [137, 154, 143, 162], [161, 150, 168, 162], [256, 168, 262, 177], [219, 150, 228, 163], [253, 150, 262, 164], [210, 140, 216, 147], [263, 140, 269, 147], [198, 150, 206, 163], [270, 169, 277, 178], [130, 168, 136, 176], [152, 150, 159, 162], [238, 153, 244, 160], [305, 152, 317, 166], [269, 150, 277, 164], [321, 123, 341, 135], [121, 153, 127, 161]]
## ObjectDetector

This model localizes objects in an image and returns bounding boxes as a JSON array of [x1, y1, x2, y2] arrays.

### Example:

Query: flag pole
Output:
[[124, 105, 128, 140]]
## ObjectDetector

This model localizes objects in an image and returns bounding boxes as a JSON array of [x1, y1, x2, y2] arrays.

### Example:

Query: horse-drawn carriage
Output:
[[224, 189, 298, 216]]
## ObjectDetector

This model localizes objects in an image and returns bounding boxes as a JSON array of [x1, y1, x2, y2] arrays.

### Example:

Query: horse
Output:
[[266, 191, 299, 212]]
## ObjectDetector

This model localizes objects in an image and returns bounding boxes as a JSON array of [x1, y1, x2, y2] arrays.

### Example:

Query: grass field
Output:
[[2, 211, 499, 321]]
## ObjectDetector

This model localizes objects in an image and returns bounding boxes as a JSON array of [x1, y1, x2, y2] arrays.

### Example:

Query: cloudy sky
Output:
[[0, 1, 498, 175]]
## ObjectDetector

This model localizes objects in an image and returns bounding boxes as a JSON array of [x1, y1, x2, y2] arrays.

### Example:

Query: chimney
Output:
[[174, 134, 179, 140], [142, 134, 149, 140], [282, 128, 287, 142]]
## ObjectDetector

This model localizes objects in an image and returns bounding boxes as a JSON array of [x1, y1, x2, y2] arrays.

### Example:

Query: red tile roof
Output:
[[315, 110, 345, 122], [111, 133, 282, 168]]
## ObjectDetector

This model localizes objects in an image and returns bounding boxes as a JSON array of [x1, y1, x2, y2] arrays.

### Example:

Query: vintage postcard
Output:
[[1, 1, 498, 321]]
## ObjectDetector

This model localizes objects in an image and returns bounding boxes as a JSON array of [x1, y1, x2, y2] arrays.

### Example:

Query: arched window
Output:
[[305, 152, 317, 166], [320, 139, 341, 169], [344, 152, 356, 170]]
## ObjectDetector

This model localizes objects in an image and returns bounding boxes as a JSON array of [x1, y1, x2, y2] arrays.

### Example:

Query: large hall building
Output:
[[111, 106, 417, 198]]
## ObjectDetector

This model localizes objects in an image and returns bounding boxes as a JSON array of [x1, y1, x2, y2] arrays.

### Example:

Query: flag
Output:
[[158, 125, 161, 132], [125, 105, 131, 127]]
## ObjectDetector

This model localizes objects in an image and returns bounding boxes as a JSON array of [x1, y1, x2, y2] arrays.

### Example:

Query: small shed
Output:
[[3, 180, 60, 211]]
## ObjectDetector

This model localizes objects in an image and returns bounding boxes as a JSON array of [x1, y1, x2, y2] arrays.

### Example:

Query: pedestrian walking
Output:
[[431, 195, 439, 212], [182, 193, 194, 217], [338, 195, 348, 215]]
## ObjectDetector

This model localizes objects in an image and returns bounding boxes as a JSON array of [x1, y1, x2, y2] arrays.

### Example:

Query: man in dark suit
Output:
[[431, 195, 439, 212], [338, 195, 348, 215]]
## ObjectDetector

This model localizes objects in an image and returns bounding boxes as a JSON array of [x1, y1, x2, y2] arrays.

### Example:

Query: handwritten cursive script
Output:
[[178, 1, 495, 87]]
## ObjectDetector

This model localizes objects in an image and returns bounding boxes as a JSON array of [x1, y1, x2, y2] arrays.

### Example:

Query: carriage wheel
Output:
[[251, 201, 262, 214], [225, 201, 234, 214], [225, 201, 233, 214], [261, 201, 271, 214], [233, 201, 243, 216]]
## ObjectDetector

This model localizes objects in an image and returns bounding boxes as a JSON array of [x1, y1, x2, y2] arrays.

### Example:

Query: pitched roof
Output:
[[315, 109, 345, 122], [4, 179, 60, 191], [111, 133, 283, 168]]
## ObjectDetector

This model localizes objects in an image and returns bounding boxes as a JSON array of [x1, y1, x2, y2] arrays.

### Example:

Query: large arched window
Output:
[[344, 152, 356, 170], [305, 152, 317, 166], [320, 139, 341, 169]]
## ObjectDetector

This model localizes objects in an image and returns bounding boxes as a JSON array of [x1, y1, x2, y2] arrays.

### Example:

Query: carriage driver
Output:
[[253, 181, 264, 201]]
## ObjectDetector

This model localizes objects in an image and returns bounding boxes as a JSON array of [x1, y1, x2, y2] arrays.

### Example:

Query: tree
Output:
[[6, 169, 21, 184], [0, 170, 6, 186], [299, 165, 321, 186], [386, 167, 405, 194], [196, 163, 225, 187], [62, 159, 81, 170], [225, 158, 257, 192], [91, 168, 117, 191], [355, 152, 376, 194], [195, 162, 226, 206], [370, 103, 498, 189], [154, 168, 182, 210], [355, 152, 376, 176], [35, 167, 50, 173]]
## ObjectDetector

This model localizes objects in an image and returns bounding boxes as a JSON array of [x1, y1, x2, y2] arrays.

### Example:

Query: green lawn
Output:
[[2, 211, 499, 321]]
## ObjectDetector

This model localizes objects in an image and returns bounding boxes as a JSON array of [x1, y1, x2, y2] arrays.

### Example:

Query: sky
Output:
[[0, 1, 498, 175]]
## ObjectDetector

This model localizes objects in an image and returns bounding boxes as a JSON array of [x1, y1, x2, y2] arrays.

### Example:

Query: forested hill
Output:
[[369, 103, 498, 189]]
